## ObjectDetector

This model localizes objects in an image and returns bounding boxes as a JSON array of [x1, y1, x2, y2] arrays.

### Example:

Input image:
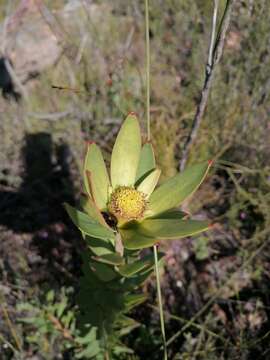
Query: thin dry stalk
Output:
[[180, 0, 235, 171], [0, 302, 22, 352]]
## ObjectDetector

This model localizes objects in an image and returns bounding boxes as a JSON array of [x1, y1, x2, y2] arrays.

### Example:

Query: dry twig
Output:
[[180, 0, 235, 171]]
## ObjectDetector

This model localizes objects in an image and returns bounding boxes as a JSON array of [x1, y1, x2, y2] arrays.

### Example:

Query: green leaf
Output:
[[137, 168, 161, 198], [135, 142, 156, 183], [84, 143, 110, 210], [117, 253, 164, 276], [76, 327, 97, 345], [85, 236, 114, 256], [139, 218, 210, 239], [120, 271, 153, 290], [56, 301, 67, 319], [124, 294, 147, 310], [89, 261, 118, 282], [46, 290, 55, 303], [91, 253, 124, 266], [110, 113, 141, 188], [117, 315, 140, 336], [120, 228, 155, 250], [76, 338, 100, 359], [149, 208, 188, 219], [194, 236, 210, 260], [64, 203, 115, 240], [113, 345, 134, 355], [121, 219, 209, 249], [80, 194, 109, 227], [117, 258, 149, 277], [147, 161, 211, 217]]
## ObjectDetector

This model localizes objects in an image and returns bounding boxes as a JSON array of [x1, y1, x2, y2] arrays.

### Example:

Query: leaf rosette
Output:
[[65, 112, 212, 253]]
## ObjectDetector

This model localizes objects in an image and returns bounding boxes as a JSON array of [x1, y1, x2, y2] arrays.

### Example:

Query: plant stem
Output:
[[145, 0, 151, 141], [207, 0, 219, 72], [144, 1, 167, 358], [154, 245, 168, 360]]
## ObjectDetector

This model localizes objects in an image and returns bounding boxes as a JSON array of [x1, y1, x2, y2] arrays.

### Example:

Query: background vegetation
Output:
[[0, 0, 269, 359]]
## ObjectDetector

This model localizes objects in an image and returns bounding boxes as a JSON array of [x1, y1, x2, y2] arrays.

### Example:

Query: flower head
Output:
[[108, 186, 147, 221], [65, 113, 212, 252]]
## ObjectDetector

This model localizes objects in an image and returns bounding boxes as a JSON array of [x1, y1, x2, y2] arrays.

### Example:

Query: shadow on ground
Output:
[[0, 132, 82, 287]]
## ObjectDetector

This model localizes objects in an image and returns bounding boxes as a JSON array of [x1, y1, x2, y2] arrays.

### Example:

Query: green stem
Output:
[[154, 245, 168, 360], [145, 1, 167, 358], [102, 321, 110, 359], [145, 0, 151, 141]]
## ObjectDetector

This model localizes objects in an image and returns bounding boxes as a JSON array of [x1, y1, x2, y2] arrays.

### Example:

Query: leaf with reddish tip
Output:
[[147, 161, 211, 217], [110, 113, 141, 188], [84, 143, 110, 210], [80, 194, 109, 228], [121, 218, 209, 249]]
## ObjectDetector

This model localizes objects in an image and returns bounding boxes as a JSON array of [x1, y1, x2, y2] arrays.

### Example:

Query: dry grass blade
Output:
[[0, 297, 22, 352]]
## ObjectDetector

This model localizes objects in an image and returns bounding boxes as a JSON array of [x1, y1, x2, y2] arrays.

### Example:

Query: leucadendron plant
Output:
[[64, 113, 212, 357]]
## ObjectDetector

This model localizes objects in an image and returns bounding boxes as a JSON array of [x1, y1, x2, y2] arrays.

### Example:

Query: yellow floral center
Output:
[[108, 186, 146, 221]]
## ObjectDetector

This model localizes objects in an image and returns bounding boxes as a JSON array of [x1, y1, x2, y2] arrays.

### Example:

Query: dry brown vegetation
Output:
[[0, 1, 270, 359]]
